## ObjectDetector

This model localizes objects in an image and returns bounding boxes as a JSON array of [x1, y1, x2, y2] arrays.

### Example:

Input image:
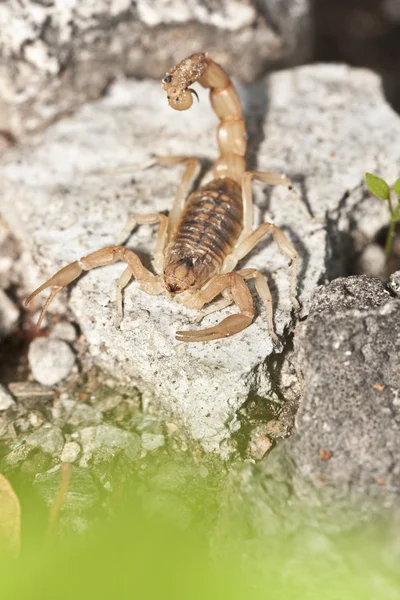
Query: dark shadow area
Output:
[[314, 0, 400, 113], [375, 221, 400, 275], [237, 78, 270, 171]]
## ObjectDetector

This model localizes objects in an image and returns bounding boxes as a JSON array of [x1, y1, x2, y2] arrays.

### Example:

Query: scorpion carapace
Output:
[[25, 52, 300, 343]]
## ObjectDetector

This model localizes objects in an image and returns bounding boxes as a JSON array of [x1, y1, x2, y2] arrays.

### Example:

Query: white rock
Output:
[[0, 384, 15, 410], [28, 338, 75, 386], [3, 65, 400, 454]]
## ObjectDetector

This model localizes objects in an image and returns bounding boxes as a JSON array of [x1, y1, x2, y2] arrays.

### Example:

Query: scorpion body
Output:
[[26, 52, 300, 342], [164, 178, 243, 294]]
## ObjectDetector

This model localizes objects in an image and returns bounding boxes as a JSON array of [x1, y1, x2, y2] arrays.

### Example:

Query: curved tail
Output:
[[162, 53, 246, 184]]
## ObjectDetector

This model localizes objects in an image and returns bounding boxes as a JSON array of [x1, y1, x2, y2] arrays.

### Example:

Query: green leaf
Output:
[[393, 178, 400, 197], [365, 173, 390, 200]]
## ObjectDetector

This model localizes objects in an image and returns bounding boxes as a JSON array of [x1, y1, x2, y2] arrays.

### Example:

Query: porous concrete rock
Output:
[[28, 337, 76, 386], [0, 0, 311, 137], [3, 65, 400, 454], [289, 276, 400, 500]]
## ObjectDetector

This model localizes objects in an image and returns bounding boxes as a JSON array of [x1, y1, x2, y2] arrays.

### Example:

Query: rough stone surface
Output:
[[26, 424, 65, 456], [0, 0, 311, 137], [34, 465, 100, 510], [79, 424, 141, 467], [289, 276, 400, 499], [0, 384, 15, 411], [28, 337, 76, 386], [215, 447, 400, 597], [3, 64, 400, 453]]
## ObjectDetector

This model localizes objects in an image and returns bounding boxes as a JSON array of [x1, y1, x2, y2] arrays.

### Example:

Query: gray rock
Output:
[[26, 424, 64, 456], [28, 337, 76, 386], [79, 425, 141, 466], [3, 65, 400, 454], [290, 276, 400, 500], [141, 490, 193, 529], [216, 453, 400, 597], [67, 403, 102, 428], [0, 0, 310, 137], [34, 465, 100, 510], [0, 384, 15, 411], [20, 449, 52, 477]]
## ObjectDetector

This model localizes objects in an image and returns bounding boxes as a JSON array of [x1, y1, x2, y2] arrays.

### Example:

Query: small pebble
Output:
[[0, 383, 15, 410], [141, 433, 165, 451], [49, 321, 77, 343], [166, 422, 178, 435], [28, 411, 45, 428], [61, 441, 81, 463], [28, 337, 76, 386], [249, 434, 272, 461], [198, 465, 209, 478]]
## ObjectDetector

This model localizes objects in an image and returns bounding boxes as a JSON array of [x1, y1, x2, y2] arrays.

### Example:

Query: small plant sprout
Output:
[[365, 173, 400, 257]]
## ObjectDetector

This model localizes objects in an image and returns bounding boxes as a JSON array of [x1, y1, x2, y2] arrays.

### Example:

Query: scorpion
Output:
[[25, 52, 300, 343]]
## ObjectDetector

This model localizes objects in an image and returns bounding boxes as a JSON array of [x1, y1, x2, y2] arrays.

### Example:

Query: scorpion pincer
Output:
[[25, 52, 300, 343]]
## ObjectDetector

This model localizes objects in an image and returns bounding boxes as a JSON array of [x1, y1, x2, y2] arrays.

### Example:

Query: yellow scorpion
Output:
[[25, 52, 300, 343]]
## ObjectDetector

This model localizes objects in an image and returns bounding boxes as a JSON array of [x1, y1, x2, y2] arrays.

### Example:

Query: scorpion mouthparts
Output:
[[165, 282, 182, 294], [189, 88, 199, 103]]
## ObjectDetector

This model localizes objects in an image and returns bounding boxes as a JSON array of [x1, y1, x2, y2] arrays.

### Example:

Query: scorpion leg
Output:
[[150, 157, 200, 232], [25, 246, 163, 329], [236, 268, 278, 344], [222, 222, 300, 312], [109, 156, 199, 240], [176, 273, 254, 342], [239, 171, 311, 245], [193, 294, 233, 323], [116, 157, 200, 272], [116, 213, 169, 275]]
